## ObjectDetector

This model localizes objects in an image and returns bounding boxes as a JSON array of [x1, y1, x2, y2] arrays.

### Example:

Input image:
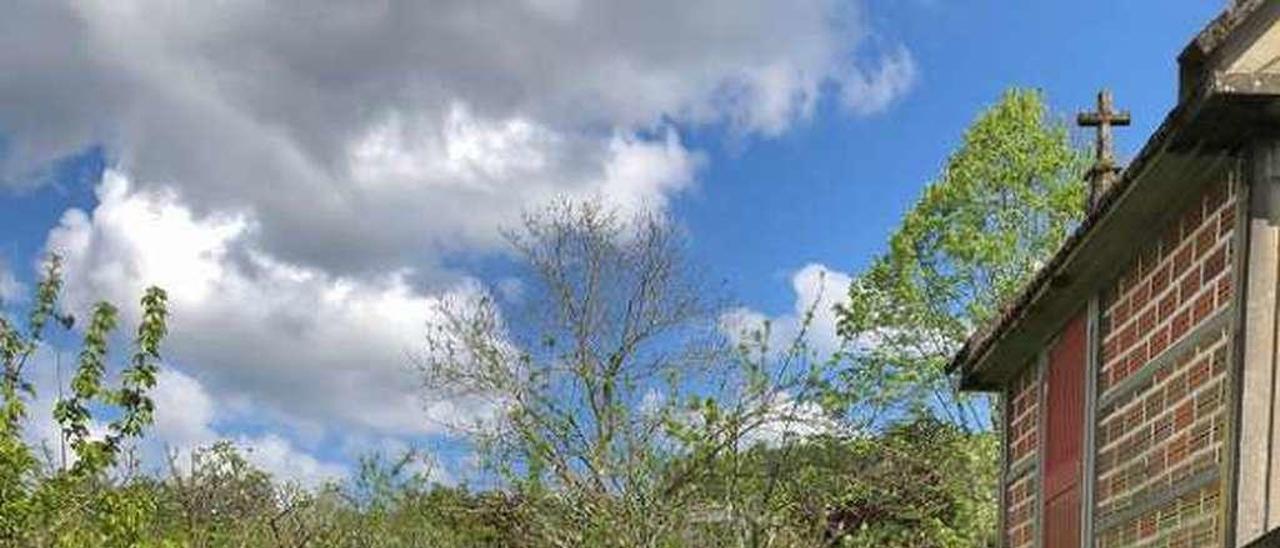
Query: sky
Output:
[[0, 1, 1227, 485]]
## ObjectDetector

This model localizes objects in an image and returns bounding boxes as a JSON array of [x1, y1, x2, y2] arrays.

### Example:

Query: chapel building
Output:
[[949, 2, 1280, 546]]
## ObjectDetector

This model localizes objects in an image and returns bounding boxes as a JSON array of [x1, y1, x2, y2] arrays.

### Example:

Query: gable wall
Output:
[[1093, 176, 1238, 547]]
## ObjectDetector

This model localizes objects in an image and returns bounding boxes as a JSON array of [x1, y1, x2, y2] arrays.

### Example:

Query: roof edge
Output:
[[947, 90, 1203, 388], [950, 2, 1280, 391]]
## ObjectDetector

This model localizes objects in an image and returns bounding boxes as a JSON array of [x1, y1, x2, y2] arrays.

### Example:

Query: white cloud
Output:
[[841, 46, 919, 116], [234, 433, 347, 487], [151, 368, 346, 487], [46, 171, 496, 439], [1, 0, 914, 275], [151, 368, 218, 448], [720, 263, 853, 356]]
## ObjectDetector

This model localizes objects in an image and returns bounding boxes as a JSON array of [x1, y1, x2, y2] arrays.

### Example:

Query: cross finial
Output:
[[1077, 89, 1131, 211]]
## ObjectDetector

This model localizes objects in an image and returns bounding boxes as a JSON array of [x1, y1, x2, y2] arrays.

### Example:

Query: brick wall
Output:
[[1093, 177, 1237, 547], [1005, 364, 1040, 548]]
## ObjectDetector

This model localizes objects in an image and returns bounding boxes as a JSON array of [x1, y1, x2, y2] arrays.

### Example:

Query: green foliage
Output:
[[57, 302, 118, 475], [0, 255, 170, 544], [0, 257, 67, 539], [822, 421, 999, 547], [51, 286, 171, 477], [834, 88, 1088, 430]]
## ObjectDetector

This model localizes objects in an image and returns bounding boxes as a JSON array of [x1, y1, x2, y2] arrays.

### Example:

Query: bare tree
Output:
[[418, 200, 874, 547], [418, 200, 720, 500]]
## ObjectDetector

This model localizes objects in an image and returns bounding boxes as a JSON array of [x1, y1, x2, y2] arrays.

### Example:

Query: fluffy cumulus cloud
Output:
[[1, 0, 916, 479], [721, 263, 854, 357], [1, 0, 914, 273], [46, 171, 496, 443]]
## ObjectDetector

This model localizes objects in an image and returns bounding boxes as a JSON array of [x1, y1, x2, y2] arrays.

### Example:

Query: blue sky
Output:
[[677, 1, 1222, 314], [0, 1, 1226, 484]]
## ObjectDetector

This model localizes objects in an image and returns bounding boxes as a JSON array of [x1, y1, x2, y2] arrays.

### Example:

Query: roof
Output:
[[1190, 0, 1269, 57], [949, 0, 1280, 390]]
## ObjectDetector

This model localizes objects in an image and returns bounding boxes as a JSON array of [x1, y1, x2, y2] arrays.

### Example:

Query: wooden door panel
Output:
[[1043, 485, 1081, 548], [1042, 312, 1087, 546]]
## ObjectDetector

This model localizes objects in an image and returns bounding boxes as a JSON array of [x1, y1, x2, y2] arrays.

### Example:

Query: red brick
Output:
[[1140, 308, 1157, 333], [1061, 185, 1235, 547], [1150, 264, 1172, 295], [1174, 245, 1194, 276], [1114, 296, 1132, 327], [1103, 338, 1119, 367], [1202, 247, 1226, 283], [1180, 272, 1201, 304], [1150, 326, 1170, 357], [1154, 445, 1169, 471], [1159, 292, 1178, 318], [1133, 281, 1152, 311], [1119, 323, 1138, 354], [1195, 224, 1216, 258], [1193, 291, 1215, 324], [1188, 359, 1210, 389], [1141, 515, 1158, 538], [1112, 473, 1129, 494], [1127, 406, 1145, 430], [1169, 434, 1189, 465], [1171, 309, 1191, 341]]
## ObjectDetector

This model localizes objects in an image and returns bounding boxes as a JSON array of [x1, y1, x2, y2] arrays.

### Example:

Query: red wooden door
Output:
[[1042, 313, 1086, 548]]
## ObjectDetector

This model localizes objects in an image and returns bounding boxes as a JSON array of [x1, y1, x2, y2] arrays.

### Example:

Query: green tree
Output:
[[0, 255, 170, 545], [833, 88, 1088, 432]]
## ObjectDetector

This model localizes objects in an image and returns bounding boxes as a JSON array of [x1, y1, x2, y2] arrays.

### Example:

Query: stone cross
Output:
[[1078, 89, 1131, 210]]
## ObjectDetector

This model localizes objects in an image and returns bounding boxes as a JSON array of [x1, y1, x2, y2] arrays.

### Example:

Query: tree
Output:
[[833, 88, 1088, 433], [418, 200, 726, 539], [0, 255, 170, 544]]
